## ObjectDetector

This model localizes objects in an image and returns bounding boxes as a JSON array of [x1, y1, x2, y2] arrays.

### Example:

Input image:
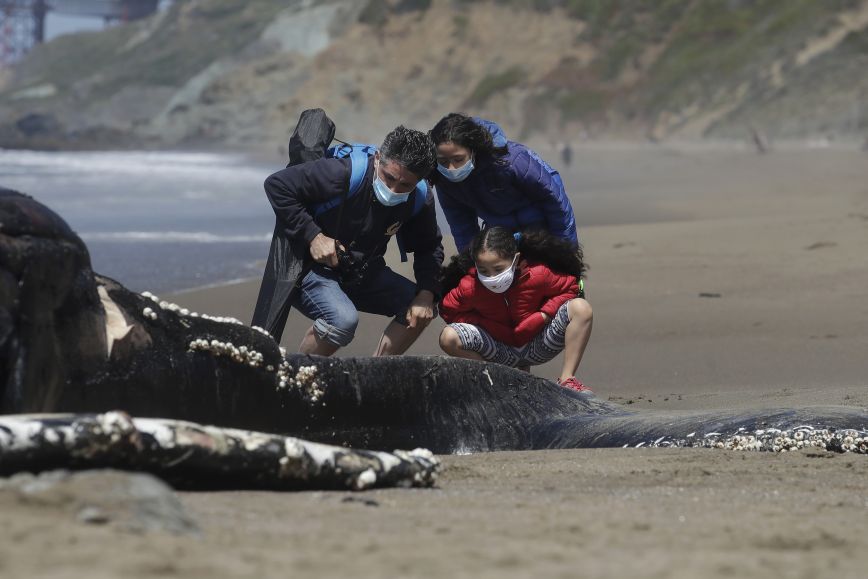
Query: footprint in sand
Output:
[[804, 241, 837, 250]]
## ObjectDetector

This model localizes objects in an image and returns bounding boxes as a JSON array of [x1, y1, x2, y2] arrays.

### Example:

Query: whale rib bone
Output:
[[0, 411, 440, 491]]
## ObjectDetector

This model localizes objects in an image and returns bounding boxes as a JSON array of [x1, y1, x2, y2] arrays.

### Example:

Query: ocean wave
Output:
[[81, 231, 272, 243], [0, 149, 268, 181]]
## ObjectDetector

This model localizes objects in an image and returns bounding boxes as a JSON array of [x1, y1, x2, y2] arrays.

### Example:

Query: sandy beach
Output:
[[3, 142, 867, 578], [173, 141, 868, 410]]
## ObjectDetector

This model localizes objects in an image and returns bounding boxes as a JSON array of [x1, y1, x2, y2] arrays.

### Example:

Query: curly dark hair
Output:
[[380, 125, 436, 179], [441, 226, 586, 294], [429, 113, 509, 163]]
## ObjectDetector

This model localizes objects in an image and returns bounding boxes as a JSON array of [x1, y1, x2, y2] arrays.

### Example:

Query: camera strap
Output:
[[333, 165, 377, 261]]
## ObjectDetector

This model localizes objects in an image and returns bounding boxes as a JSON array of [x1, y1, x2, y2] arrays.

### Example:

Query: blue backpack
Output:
[[314, 142, 429, 262], [286, 109, 429, 224], [312, 141, 429, 222], [285, 109, 429, 261]]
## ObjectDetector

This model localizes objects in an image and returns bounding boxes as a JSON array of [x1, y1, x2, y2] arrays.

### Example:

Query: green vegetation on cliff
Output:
[[6, 0, 291, 101], [1, 0, 866, 149]]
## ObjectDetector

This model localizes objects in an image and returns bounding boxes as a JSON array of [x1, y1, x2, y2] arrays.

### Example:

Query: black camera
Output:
[[336, 248, 370, 288]]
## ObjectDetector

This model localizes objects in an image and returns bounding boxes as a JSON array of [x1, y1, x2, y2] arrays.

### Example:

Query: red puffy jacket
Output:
[[440, 261, 579, 347]]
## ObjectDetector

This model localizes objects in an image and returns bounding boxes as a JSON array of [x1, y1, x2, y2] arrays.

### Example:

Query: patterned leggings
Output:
[[447, 301, 572, 368]]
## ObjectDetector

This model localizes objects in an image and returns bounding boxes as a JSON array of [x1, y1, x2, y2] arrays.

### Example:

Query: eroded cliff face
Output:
[[1, 0, 867, 151]]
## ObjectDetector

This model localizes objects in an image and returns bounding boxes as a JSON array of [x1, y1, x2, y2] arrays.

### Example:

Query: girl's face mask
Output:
[[476, 253, 519, 294]]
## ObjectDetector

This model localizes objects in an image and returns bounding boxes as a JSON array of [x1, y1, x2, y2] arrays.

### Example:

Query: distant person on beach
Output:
[[428, 113, 578, 252], [257, 125, 443, 357], [439, 226, 593, 392], [560, 142, 573, 167]]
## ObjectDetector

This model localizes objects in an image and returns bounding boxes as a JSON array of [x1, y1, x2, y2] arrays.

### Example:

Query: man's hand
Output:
[[309, 233, 342, 267], [406, 290, 436, 329]]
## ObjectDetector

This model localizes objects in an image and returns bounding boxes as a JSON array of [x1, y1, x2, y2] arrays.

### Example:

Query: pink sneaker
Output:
[[558, 377, 592, 393]]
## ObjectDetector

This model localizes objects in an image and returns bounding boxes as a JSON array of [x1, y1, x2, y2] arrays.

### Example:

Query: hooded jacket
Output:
[[440, 261, 578, 347], [432, 119, 578, 251]]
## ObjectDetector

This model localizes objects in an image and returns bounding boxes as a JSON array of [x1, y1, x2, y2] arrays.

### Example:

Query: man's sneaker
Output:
[[558, 377, 592, 393]]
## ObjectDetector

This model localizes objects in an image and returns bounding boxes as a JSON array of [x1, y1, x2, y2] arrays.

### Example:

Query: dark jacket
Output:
[[252, 156, 443, 339], [264, 155, 442, 292], [439, 261, 578, 347], [432, 119, 577, 251]]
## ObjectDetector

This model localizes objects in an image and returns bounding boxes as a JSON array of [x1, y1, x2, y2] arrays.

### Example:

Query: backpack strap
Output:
[[311, 149, 371, 217], [411, 179, 428, 217], [347, 148, 370, 198]]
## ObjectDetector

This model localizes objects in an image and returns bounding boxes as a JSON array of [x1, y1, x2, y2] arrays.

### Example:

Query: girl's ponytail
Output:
[[441, 251, 474, 294], [515, 229, 586, 279]]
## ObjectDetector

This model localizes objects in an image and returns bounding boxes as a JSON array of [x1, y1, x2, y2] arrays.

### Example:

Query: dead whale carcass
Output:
[[0, 188, 439, 489], [1, 188, 867, 472]]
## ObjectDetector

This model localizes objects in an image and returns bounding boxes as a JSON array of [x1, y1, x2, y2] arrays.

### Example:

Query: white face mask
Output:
[[437, 155, 475, 182], [373, 160, 411, 206], [476, 254, 518, 294]]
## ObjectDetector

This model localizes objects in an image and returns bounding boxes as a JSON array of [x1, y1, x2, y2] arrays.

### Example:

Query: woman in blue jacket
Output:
[[429, 113, 578, 252]]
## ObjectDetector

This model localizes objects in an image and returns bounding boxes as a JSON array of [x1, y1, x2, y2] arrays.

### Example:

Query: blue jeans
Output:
[[292, 259, 417, 347]]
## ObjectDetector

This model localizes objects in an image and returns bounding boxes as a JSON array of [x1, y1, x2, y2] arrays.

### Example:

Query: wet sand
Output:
[[3, 142, 868, 577], [4, 448, 868, 578]]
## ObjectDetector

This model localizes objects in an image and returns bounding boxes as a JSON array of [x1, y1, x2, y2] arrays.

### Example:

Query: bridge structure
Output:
[[1, 0, 159, 66]]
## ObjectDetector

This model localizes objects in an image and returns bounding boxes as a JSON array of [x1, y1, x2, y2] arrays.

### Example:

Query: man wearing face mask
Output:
[[261, 125, 443, 356], [429, 113, 577, 252]]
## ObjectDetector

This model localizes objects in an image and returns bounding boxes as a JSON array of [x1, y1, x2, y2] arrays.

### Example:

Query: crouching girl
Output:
[[439, 226, 593, 392]]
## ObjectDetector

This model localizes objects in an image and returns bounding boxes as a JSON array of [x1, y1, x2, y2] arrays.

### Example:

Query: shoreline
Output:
[[168, 275, 262, 298]]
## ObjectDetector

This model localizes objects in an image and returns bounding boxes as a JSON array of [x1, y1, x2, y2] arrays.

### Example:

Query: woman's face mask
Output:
[[476, 253, 519, 294], [437, 155, 474, 182]]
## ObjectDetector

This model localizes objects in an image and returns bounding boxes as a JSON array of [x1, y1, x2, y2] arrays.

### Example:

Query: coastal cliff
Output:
[[1, 0, 867, 150]]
